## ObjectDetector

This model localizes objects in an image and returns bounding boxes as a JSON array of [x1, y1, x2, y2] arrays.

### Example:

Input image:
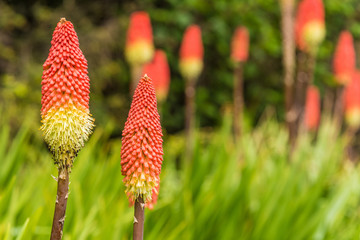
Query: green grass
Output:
[[1, 115, 360, 239]]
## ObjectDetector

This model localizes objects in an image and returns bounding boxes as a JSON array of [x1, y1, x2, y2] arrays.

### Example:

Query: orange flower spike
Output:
[[231, 26, 249, 63], [142, 50, 171, 103], [125, 11, 154, 65], [179, 25, 204, 80], [304, 85, 321, 131], [295, 0, 325, 54], [121, 75, 164, 203], [40, 18, 94, 169], [333, 31, 356, 85], [344, 71, 360, 128]]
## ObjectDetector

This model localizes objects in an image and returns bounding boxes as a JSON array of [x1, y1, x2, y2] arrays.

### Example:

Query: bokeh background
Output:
[[2, 0, 360, 239], [1, 0, 360, 133]]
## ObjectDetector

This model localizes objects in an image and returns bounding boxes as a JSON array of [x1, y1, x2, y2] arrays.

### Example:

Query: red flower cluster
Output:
[[41, 19, 90, 115], [295, 0, 325, 54], [304, 85, 320, 131], [142, 50, 170, 103], [333, 31, 356, 85], [344, 71, 360, 128], [40, 18, 94, 168], [121, 75, 164, 203], [179, 25, 204, 80], [125, 11, 154, 65], [231, 26, 249, 63]]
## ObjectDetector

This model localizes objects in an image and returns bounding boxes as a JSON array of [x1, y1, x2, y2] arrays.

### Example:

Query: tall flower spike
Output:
[[142, 50, 171, 103], [40, 18, 94, 170], [344, 71, 360, 128], [231, 26, 249, 63], [125, 11, 154, 66], [295, 0, 325, 54], [179, 25, 204, 80], [333, 31, 356, 85], [121, 75, 164, 203], [304, 85, 320, 131]]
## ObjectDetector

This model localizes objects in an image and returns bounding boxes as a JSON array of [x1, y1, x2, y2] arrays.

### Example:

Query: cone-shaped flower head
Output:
[[179, 25, 204, 81], [295, 0, 325, 54], [125, 11, 154, 66], [231, 26, 249, 63], [40, 18, 94, 169], [333, 31, 356, 85], [121, 75, 164, 203], [304, 85, 320, 131], [344, 71, 360, 128], [142, 50, 171, 103]]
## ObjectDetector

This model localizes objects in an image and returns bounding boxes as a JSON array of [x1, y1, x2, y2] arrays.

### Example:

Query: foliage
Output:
[[1, 113, 360, 239]]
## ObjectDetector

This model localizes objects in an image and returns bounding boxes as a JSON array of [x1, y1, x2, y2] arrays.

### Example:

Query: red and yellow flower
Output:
[[231, 26, 249, 63], [142, 50, 170, 103], [344, 71, 360, 128], [304, 85, 320, 131], [295, 0, 325, 54], [179, 25, 204, 80], [121, 75, 164, 203], [333, 31, 356, 85], [40, 18, 94, 169], [125, 11, 154, 66]]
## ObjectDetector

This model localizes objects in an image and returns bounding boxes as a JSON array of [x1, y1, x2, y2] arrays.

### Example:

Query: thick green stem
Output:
[[50, 168, 70, 240]]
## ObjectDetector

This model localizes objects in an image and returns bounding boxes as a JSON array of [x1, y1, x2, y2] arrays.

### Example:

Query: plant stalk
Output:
[[133, 197, 145, 240], [233, 62, 244, 142], [185, 77, 196, 159], [279, 0, 296, 144], [50, 167, 70, 240], [290, 51, 316, 151], [333, 86, 344, 136]]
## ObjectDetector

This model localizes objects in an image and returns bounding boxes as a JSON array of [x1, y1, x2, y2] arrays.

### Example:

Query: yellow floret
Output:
[[40, 104, 94, 169]]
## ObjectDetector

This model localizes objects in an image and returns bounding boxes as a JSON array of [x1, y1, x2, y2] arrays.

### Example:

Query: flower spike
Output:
[[142, 50, 171, 103], [125, 11, 154, 66], [40, 18, 94, 170], [121, 75, 164, 203], [304, 85, 320, 131], [231, 26, 249, 63], [333, 31, 356, 85], [179, 25, 204, 81], [295, 0, 325, 54]]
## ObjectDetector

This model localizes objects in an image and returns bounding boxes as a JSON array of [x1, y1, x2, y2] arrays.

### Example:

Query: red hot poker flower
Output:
[[121, 75, 164, 203], [344, 71, 360, 128], [40, 18, 94, 169], [179, 25, 204, 80], [333, 31, 356, 85], [304, 85, 320, 131], [231, 26, 249, 62], [142, 50, 171, 103], [295, 0, 325, 54], [125, 11, 154, 66]]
